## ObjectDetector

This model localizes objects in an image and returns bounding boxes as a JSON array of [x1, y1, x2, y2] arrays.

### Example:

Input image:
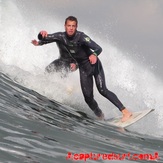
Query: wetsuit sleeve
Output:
[[81, 33, 102, 56], [38, 32, 61, 45]]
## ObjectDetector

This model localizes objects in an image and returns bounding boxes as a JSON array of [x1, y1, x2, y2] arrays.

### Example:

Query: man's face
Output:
[[65, 20, 77, 36]]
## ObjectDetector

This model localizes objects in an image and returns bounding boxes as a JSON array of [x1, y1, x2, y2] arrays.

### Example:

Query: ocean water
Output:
[[0, 0, 163, 162]]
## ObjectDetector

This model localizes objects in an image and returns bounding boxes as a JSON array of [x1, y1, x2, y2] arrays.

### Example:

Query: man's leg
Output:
[[94, 60, 132, 122], [79, 68, 104, 119]]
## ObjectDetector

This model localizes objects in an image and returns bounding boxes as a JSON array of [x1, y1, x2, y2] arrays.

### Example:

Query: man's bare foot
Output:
[[121, 108, 132, 122]]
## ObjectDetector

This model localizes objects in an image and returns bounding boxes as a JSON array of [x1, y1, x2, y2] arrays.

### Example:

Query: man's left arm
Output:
[[82, 33, 102, 64], [82, 33, 102, 56]]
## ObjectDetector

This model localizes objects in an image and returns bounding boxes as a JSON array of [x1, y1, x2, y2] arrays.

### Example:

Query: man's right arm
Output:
[[38, 32, 61, 45], [31, 31, 61, 46]]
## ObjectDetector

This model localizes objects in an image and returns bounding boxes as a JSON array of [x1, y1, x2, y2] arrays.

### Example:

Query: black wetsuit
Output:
[[38, 31, 125, 117]]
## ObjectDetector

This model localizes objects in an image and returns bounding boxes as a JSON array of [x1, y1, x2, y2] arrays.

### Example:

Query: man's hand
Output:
[[31, 30, 48, 46], [89, 54, 97, 64], [70, 63, 77, 71], [31, 39, 39, 46], [40, 30, 48, 38]]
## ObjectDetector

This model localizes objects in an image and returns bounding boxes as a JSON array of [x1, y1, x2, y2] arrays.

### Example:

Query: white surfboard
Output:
[[105, 109, 154, 128]]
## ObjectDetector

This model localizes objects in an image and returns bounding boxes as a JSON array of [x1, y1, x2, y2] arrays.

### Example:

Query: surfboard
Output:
[[105, 109, 154, 128]]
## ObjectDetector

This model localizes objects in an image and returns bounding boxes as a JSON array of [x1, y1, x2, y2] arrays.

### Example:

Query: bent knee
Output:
[[98, 88, 108, 96]]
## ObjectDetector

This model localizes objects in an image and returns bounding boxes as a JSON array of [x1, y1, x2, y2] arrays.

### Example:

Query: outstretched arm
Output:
[[31, 30, 61, 46], [31, 30, 48, 46]]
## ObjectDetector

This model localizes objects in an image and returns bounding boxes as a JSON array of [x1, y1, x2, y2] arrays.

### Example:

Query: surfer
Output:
[[31, 16, 132, 122]]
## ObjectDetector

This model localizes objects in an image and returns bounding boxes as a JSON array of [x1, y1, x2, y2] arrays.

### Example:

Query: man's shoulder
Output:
[[76, 31, 89, 40], [76, 31, 91, 43], [54, 31, 65, 36], [76, 31, 86, 36]]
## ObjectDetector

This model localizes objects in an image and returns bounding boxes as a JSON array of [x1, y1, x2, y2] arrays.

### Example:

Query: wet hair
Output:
[[65, 16, 78, 25]]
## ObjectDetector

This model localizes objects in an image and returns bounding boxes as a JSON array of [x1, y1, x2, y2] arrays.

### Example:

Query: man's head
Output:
[[65, 16, 78, 37]]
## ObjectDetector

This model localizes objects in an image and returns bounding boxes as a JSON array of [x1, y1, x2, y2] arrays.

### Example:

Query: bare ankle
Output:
[[121, 108, 132, 122]]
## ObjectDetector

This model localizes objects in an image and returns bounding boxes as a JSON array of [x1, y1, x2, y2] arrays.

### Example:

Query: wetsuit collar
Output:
[[65, 31, 77, 40]]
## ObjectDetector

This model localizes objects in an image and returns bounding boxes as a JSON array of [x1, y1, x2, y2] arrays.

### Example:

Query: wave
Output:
[[0, 0, 163, 137]]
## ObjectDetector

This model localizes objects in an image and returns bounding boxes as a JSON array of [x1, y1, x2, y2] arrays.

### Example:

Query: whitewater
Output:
[[0, 0, 163, 162]]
